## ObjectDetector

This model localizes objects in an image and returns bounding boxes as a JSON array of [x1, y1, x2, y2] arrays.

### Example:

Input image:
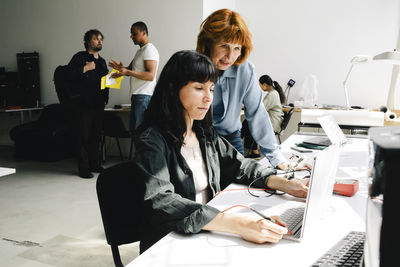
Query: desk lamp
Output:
[[373, 50, 400, 109], [343, 50, 400, 110], [342, 55, 371, 110]]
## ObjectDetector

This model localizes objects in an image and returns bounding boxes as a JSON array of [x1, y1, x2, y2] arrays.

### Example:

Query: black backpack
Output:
[[53, 65, 82, 108]]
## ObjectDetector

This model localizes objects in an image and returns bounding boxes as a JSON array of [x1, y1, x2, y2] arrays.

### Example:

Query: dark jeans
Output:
[[76, 108, 104, 172], [221, 130, 244, 155], [241, 119, 258, 150], [130, 94, 151, 135]]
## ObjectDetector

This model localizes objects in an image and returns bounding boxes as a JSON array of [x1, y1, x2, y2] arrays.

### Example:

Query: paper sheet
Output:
[[101, 69, 124, 89]]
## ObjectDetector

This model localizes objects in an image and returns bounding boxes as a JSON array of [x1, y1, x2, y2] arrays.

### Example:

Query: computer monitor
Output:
[[364, 126, 400, 267]]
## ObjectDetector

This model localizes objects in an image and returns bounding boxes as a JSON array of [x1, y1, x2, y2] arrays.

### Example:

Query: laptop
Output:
[[302, 115, 347, 147], [250, 144, 340, 241]]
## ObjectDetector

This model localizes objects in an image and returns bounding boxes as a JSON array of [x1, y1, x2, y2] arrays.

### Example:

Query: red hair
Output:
[[196, 9, 253, 66]]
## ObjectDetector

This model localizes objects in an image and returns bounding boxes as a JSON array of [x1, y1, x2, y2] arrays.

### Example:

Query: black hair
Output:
[[259, 75, 286, 104], [84, 29, 104, 50], [131, 21, 148, 35], [139, 50, 218, 147]]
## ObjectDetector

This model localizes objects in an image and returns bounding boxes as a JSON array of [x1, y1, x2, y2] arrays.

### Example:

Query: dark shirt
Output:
[[68, 51, 109, 109], [135, 124, 276, 252]]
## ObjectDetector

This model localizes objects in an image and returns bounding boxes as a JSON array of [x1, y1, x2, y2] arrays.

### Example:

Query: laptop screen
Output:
[[250, 145, 340, 242]]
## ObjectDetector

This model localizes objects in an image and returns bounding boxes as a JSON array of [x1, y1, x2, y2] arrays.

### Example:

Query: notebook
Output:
[[251, 144, 340, 242], [302, 136, 332, 147]]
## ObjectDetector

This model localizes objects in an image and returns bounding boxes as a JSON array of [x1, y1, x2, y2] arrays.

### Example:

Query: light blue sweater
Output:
[[212, 60, 285, 167]]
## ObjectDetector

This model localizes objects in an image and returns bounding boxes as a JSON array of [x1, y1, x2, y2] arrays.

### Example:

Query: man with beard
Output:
[[68, 29, 109, 178]]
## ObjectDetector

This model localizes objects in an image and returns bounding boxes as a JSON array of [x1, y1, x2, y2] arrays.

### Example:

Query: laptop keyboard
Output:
[[311, 231, 365, 266], [280, 206, 304, 238]]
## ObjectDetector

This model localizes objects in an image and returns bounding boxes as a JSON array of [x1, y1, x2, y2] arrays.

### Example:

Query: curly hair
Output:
[[84, 29, 103, 50], [196, 9, 253, 66]]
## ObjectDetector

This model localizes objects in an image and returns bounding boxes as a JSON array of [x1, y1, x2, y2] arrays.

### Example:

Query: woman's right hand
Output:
[[203, 213, 287, 244], [234, 214, 288, 243]]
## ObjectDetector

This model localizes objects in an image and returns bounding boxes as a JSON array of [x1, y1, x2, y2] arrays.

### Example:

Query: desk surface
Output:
[[294, 107, 400, 127], [127, 134, 369, 267], [0, 107, 44, 113]]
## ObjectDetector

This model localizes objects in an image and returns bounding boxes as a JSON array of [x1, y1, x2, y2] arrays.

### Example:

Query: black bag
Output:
[[53, 65, 82, 108]]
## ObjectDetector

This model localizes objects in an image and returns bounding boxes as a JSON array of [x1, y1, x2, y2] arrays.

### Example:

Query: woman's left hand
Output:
[[281, 178, 309, 198], [277, 161, 312, 171], [276, 162, 289, 171], [266, 175, 309, 198]]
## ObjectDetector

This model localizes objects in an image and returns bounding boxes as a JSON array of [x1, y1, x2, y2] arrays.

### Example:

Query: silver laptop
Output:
[[303, 115, 348, 147], [250, 145, 340, 242]]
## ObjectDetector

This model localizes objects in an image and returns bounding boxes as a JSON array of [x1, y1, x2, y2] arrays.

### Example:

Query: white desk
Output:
[[0, 107, 43, 124], [0, 167, 16, 177], [127, 133, 369, 267]]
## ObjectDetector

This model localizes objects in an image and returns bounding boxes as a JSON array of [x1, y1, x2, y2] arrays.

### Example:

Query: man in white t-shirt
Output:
[[109, 21, 159, 136]]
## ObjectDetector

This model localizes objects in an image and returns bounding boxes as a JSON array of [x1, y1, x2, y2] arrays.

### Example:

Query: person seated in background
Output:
[[242, 75, 285, 158], [134, 50, 309, 253]]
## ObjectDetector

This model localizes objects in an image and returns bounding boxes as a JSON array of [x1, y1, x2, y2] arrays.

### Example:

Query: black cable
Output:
[[247, 168, 311, 198]]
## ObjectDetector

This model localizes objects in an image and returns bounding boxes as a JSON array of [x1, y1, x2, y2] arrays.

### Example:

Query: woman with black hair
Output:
[[134, 50, 308, 253], [242, 75, 285, 158], [260, 75, 285, 132]]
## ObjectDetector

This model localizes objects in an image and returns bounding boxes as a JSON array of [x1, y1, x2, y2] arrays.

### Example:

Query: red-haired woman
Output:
[[197, 9, 288, 170]]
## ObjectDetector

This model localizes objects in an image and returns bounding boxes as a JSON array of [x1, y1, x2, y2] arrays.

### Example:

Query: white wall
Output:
[[237, 0, 399, 109], [0, 0, 203, 107], [203, 0, 235, 19], [1, 0, 398, 109]]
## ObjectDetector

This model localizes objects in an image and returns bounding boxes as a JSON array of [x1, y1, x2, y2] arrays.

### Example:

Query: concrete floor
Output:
[[0, 146, 139, 267]]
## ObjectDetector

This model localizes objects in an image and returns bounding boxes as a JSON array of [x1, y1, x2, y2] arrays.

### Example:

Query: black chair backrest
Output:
[[96, 161, 144, 248], [103, 112, 130, 138], [280, 107, 295, 132]]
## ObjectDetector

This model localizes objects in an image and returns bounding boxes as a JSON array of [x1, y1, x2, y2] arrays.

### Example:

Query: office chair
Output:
[[275, 107, 294, 144], [102, 112, 134, 161], [96, 161, 144, 267]]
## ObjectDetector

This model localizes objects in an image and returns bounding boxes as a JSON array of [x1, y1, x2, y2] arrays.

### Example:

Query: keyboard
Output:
[[279, 206, 304, 239], [311, 231, 365, 266]]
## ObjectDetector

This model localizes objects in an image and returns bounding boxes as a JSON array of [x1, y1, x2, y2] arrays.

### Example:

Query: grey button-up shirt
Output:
[[135, 125, 276, 252]]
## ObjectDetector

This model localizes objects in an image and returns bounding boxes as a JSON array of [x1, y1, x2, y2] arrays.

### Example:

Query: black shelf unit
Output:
[[16, 52, 40, 107]]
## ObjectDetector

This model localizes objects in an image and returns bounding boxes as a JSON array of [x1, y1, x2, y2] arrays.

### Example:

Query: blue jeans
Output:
[[130, 94, 151, 135], [221, 130, 244, 155]]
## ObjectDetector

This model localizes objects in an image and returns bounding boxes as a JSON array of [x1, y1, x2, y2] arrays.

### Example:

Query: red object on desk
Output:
[[333, 179, 359, 197], [0, 105, 22, 110]]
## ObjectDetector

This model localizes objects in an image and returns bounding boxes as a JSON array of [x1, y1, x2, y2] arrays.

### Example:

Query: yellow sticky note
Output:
[[101, 69, 124, 89]]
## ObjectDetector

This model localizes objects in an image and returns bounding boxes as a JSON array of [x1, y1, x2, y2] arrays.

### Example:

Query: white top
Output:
[[129, 43, 159, 96], [180, 139, 210, 204], [263, 89, 284, 133]]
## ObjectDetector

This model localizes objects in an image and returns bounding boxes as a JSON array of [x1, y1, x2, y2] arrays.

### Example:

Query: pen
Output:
[[221, 204, 293, 235], [249, 207, 293, 235]]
